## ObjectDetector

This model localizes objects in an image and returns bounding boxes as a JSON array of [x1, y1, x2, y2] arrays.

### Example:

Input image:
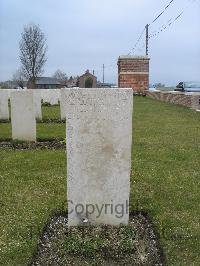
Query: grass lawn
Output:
[[0, 123, 65, 141], [42, 104, 61, 120], [131, 97, 200, 265], [0, 150, 66, 265], [0, 104, 65, 141], [0, 97, 199, 265]]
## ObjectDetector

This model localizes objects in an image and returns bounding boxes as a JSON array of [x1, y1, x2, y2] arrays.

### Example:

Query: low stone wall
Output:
[[146, 91, 200, 110]]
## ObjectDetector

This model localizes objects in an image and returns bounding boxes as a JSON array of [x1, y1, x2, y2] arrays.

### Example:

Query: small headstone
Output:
[[60, 89, 66, 120], [33, 90, 42, 120], [60, 87, 79, 120], [49, 89, 59, 105], [11, 90, 36, 141], [41, 89, 59, 105], [0, 89, 9, 120], [65, 88, 133, 226]]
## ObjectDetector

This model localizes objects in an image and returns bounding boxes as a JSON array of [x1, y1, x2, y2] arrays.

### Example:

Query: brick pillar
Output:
[[118, 56, 150, 92]]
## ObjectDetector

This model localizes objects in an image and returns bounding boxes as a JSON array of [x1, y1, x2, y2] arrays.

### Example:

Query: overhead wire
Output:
[[127, 0, 176, 55], [150, 0, 175, 25], [93, 0, 198, 72], [149, 0, 198, 40], [128, 27, 146, 55]]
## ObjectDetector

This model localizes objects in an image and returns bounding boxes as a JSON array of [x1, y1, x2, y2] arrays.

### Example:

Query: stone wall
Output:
[[146, 91, 200, 110], [118, 56, 150, 92]]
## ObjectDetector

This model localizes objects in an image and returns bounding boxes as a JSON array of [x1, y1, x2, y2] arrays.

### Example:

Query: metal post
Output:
[[103, 64, 105, 84], [146, 24, 149, 57]]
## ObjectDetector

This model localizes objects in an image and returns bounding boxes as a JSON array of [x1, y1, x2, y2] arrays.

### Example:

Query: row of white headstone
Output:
[[0, 88, 61, 105], [0, 88, 133, 226], [0, 89, 71, 141], [0, 88, 73, 122]]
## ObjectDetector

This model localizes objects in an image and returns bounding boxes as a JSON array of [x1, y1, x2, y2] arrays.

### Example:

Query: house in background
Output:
[[27, 77, 61, 89], [27, 71, 98, 89], [65, 76, 79, 88], [78, 70, 97, 88], [35, 77, 61, 89]]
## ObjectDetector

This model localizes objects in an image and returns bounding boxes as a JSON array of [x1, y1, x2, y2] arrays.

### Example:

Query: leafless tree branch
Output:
[[19, 24, 47, 88]]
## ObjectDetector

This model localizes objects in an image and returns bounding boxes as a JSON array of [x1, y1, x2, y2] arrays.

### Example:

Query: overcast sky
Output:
[[0, 0, 199, 85]]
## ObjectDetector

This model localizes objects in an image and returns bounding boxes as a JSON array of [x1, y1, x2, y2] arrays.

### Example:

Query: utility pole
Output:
[[145, 24, 149, 57], [103, 64, 105, 84]]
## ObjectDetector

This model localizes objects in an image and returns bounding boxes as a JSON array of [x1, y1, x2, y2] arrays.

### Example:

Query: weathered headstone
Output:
[[49, 89, 59, 105], [57, 89, 61, 103], [60, 87, 79, 120], [0, 89, 9, 120], [41, 89, 59, 105], [10, 90, 36, 141], [33, 90, 42, 120], [65, 88, 133, 226], [60, 88, 66, 120], [7, 89, 14, 99]]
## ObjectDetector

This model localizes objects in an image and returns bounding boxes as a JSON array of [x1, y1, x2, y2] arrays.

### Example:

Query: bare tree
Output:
[[52, 69, 68, 82], [12, 68, 25, 89], [19, 24, 47, 88]]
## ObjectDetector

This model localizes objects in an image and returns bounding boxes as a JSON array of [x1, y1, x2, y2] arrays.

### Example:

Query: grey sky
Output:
[[0, 0, 199, 85]]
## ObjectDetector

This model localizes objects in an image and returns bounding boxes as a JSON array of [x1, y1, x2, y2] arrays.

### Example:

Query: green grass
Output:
[[131, 97, 200, 265], [0, 123, 65, 141], [0, 97, 200, 265], [0, 123, 11, 140], [0, 150, 66, 265], [65, 225, 136, 258], [42, 105, 61, 120], [37, 123, 65, 140], [0, 105, 63, 141]]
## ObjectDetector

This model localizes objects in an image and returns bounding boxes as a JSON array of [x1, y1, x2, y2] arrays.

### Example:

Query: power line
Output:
[[94, 0, 198, 70], [127, 0, 175, 55], [94, 0, 198, 72], [149, 0, 198, 40], [128, 27, 146, 55], [150, 0, 175, 25], [128, 0, 198, 55], [149, 11, 183, 38]]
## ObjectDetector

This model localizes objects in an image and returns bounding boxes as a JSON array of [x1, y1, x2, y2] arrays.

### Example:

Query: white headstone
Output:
[[11, 90, 36, 141], [41, 89, 47, 103], [60, 88, 67, 120], [41, 89, 50, 104], [41, 89, 59, 105], [49, 89, 59, 105], [7, 89, 13, 99], [60, 87, 79, 120], [33, 90, 42, 120], [57, 89, 61, 102], [65, 88, 133, 226], [0, 89, 9, 120]]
